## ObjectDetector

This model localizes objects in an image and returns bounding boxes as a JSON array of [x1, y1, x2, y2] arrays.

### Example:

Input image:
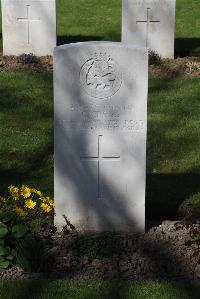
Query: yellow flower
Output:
[[15, 207, 27, 217], [45, 197, 55, 208], [40, 196, 55, 207], [31, 188, 42, 197], [40, 196, 46, 202], [49, 200, 55, 208], [21, 185, 31, 198], [9, 185, 19, 200], [0, 196, 6, 204], [40, 203, 52, 213], [25, 199, 36, 209]]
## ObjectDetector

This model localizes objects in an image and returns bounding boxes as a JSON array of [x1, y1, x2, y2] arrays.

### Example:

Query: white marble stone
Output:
[[1, 0, 56, 56], [122, 0, 176, 58], [54, 42, 148, 232]]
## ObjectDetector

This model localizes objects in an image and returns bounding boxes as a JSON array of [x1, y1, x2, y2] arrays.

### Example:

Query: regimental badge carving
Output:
[[80, 52, 122, 99]]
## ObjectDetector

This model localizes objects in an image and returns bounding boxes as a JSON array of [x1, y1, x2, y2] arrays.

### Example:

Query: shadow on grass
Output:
[[175, 38, 200, 57], [1, 74, 199, 221], [57, 32, 121, 46], [146, 77, 200, 220], [0, 72, 53, 195], [1, 280, 199, 299], [0, 33, 2, 53], [57, 35, 103, 46], [0, 143, 53, 193], [0, 54, 199, 298], [146, 173, 200, 220]]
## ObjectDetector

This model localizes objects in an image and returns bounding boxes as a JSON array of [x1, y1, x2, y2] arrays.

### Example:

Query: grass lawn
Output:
[[0, 0, 200, 55], [0, 0, 199, 295], [147, 77, 200, 219], [0, 72, 53, 196], [0, 280, 199, 299], [0, 72, 199, 219]]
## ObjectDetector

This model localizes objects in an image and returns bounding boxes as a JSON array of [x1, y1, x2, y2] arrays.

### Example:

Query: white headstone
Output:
[[122, 0, 176, 58], [1, 0, 56, 56], [54, 42, 148, 232]]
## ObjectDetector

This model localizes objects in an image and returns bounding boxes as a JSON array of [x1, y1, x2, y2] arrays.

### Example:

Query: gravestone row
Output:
[[1, 0, 176, 58], [1, 1, 176, 232]]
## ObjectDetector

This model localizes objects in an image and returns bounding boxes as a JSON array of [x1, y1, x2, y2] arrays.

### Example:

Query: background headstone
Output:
[[1, 0, 56, 56], [122, 0, 176, 58], [54, 42, 148, 232]]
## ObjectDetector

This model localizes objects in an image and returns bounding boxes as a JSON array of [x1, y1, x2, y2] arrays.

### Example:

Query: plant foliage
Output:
[[0, 185, 55, 269]]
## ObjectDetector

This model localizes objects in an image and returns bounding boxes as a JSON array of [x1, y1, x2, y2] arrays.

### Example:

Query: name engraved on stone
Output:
[[70, 104, 134, 112], [80, 135, 120, 199], [60, 119, 144, 131], [17, 5, 41, 44], [132, 0, 172, 6], [136, 7, 160, 48], [80, 52, 122, 99]]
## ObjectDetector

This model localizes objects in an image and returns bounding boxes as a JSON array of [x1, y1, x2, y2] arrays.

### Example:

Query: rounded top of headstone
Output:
[[54, 41, 148, 54]]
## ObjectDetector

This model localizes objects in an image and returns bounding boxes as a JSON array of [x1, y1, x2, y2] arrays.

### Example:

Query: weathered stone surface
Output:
[[54, 42, 148, 232], [1, 0, 56, 55], [122, 0, 176, 58]]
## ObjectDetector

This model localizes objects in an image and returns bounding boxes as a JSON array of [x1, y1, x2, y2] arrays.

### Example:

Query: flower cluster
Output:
[[17, 53, 39, 64], [6, 185, 55, 217]]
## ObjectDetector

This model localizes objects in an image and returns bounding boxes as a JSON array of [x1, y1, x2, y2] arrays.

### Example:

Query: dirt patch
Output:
[[0, 52, 200, 77], [150, 57, 200, 77], [0, 53, 53, 73], [0, 221, 199, 282]]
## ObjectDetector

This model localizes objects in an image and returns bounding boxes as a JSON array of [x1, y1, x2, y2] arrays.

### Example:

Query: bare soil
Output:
[[0, 53, 53, 73], [0, 52, 200, 77], [0, 221, 199, 282], [149, 57, 200, 78]]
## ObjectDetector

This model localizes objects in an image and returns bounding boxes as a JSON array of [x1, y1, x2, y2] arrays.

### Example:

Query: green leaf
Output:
[[0, 256, 10, 269], [0, 223, 8, 238], [12, 224, 27, 238], [2, 212, 16, 223], [11, 249, 17, 257], [6, 254, 15, 261], [16, 255, 30, 271], [0, 213, 5, 222], [0, 240, 5, 246], [0, 245, 10, 256]]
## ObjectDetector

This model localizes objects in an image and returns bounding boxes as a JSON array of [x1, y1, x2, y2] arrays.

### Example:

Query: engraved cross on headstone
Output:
[[80, 135, 120, 199], [136, 8, 160, 48], [17, 5, 41, 44]]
